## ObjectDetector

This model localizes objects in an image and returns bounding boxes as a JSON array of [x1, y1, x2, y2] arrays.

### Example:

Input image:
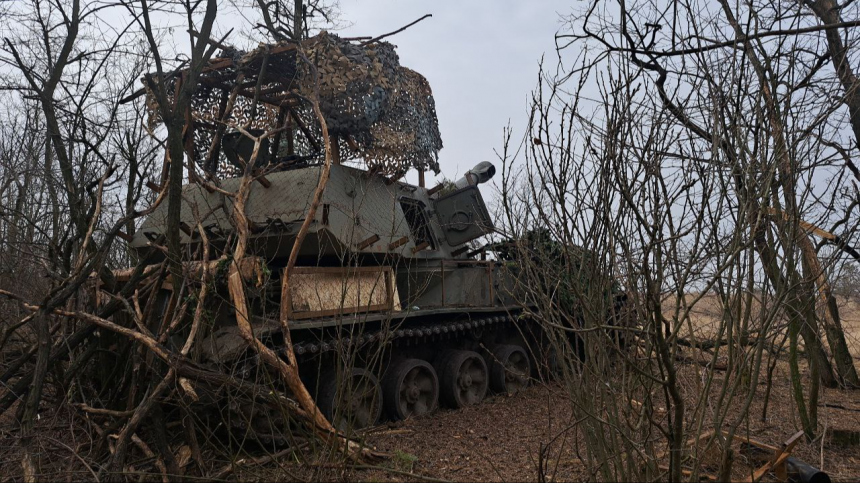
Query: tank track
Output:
[[287, 314, 515, 357], [230, 314, 517, 444]]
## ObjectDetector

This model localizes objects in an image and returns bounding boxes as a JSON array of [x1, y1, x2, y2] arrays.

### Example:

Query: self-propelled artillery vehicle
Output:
[[124, 32, 552, 431], [129, 159, 539, 429]]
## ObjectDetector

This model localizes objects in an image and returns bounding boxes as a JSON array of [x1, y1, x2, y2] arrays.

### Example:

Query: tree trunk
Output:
[[718, 0, 839, 390], [165, 119, 188, 278], [19, 310, 50, 482], [804, 0, 860, 182], [294, 0, 303, 39], [799, 235, 860, 387]]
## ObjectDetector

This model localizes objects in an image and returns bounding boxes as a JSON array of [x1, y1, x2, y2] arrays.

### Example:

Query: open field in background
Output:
[[663, 294, 860, 357], [826, 297, 860, 357]]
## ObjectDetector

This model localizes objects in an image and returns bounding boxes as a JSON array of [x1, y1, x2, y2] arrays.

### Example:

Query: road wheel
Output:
[[489, 344, 531, 395], [437, 350, 488, 408], [383, 358, 439, 420], [317, 367, 382, 432]]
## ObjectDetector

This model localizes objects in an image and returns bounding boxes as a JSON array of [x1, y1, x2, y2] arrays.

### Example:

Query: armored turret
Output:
[[132, 162, 494, 263]]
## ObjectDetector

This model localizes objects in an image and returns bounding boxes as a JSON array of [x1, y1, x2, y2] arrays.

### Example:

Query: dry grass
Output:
[[663, 292, 860, 360], [836, 296, 860, 358]]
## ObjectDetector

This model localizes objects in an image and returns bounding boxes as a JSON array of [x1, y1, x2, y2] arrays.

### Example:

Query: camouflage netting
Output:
[[144, 31, 442, 177]]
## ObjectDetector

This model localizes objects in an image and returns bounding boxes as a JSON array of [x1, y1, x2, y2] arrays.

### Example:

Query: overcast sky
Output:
[[334, 1, 573, 184]]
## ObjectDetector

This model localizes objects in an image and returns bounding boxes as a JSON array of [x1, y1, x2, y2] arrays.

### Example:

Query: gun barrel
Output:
[[453, 161, 496, 189], [786, 457, 831, 483]]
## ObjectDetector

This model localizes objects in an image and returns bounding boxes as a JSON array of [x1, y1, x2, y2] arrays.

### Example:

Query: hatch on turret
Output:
[[434, 186, 493, 246], [399, 198, 437, 250]]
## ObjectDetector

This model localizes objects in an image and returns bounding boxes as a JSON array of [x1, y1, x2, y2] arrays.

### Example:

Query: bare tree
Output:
[[497, 0, 860, 480], [253, 0, 342, 41], [0, 1, 160, 478], [0, 0, 387, 477]]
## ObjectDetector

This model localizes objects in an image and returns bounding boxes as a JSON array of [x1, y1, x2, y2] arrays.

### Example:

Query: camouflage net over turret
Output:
[[300, 33, 442, 174], [144, 31, 442, 178]]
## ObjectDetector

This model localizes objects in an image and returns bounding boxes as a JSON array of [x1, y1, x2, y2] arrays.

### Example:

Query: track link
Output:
[[288, 314, 514, 357]]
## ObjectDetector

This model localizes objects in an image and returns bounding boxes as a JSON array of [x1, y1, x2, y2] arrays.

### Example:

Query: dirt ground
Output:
[[334, 362, 860, 482], [358, 383, 589, 482], [320, 294, 860, 482], [5, 370, 858, 482], [3, 294, 860, 482], [219, 361, 860, 483]]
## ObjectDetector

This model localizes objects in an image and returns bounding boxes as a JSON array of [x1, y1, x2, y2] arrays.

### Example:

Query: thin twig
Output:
[[43, 437, 100, 482], [361, 14, 432, 46]]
